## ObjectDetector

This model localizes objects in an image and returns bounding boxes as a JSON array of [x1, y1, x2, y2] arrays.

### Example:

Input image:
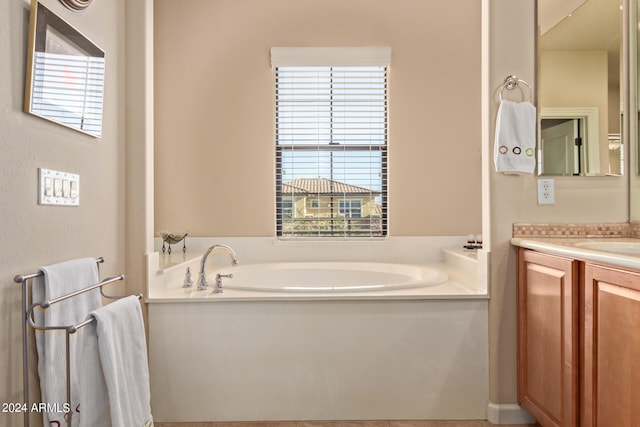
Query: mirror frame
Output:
[[24, 0, 105, 138], [631, 0, 640, 176]]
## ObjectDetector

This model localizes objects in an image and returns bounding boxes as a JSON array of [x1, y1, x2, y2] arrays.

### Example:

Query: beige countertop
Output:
[[511, 237, 640, 271]]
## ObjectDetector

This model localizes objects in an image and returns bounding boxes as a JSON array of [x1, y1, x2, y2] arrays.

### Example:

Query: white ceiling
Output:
[[538, 0, 588, 35], [539, 0, 623, 86], [539, 0, 622, 51]]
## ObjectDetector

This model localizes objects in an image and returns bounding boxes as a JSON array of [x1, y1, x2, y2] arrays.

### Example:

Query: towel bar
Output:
[[14, 258, 140, 427], [65, 293, 143, 335], [26, 275, 133, 331]]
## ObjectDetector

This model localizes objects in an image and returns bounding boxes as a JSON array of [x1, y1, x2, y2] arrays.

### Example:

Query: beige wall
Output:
[[154, 0, 483, 237], [540, 50, 610, 174], [0, 0, 126, 425], [488, 0, 628, 409], [540, 50, 608, 108]]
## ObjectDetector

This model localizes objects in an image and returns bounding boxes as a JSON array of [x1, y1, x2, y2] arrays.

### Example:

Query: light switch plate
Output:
[[38, 168, 80, 206]]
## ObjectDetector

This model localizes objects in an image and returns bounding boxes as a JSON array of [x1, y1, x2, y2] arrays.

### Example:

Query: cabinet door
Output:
[[582, 263, 640, 427], [517, 249, 579, 427]]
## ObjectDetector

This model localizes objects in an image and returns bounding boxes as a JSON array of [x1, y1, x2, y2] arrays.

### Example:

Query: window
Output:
[[282, 199, 293, 219], [273, 49, 389, 238], [338, 200, 362, 218]]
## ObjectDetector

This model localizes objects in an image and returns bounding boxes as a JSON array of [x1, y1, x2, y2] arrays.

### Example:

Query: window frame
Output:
[[274, 64, 388, 239]]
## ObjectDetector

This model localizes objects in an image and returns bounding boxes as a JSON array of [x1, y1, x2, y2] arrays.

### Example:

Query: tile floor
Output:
[[156, 421, 539, 427]]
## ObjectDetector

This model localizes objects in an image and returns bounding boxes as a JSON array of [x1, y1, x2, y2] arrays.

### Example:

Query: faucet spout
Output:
[[197, 244, 238, 291]]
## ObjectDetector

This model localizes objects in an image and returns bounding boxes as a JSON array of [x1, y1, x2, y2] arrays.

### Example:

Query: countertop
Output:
[[511, 237, 640, 271]]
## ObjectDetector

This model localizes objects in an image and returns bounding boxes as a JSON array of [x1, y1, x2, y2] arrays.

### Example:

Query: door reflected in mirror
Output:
[[540, 118, 583, 175], [538, 0, 623, 176], [538, 107, 617, 175]]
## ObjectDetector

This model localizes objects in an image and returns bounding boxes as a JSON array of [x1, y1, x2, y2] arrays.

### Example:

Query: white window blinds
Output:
[[273, 48, 390, 238], [271, 47, 391, 67]]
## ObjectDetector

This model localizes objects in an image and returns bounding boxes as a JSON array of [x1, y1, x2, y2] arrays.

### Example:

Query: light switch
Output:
[[38, 168, 80, 206]]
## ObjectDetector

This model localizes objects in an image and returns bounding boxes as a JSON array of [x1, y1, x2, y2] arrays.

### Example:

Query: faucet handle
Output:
[[213, 273, 233, 293], [183, 267, 195, 288]]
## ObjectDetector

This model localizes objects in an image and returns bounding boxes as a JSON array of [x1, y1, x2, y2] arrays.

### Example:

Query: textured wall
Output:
[[0, 0, 125, 425]]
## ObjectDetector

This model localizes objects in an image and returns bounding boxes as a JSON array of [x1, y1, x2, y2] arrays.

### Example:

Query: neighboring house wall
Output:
[[297, 196, 377, 218], [282, 179, 380, 220]]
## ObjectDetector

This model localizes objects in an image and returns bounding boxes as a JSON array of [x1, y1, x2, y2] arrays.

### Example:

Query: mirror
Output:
[[538, 0, 623, 176], [631, 0, 640, 221], [24, 0, 105, 138]]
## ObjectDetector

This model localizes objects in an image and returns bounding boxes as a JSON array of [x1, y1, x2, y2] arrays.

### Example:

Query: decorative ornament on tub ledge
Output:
[[159, 232, 188, 254], [59, 0, 93, 11]]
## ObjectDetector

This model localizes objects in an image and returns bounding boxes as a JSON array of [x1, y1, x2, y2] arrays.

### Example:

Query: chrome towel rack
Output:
[[499, 74, 533, 102], [14, 257, 142, 427]]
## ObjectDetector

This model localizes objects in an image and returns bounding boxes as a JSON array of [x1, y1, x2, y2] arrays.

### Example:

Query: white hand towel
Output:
[[494, 100, 537, 174], [79, 296, 153, 427], [77, 321, 110, 427], [32, 258, 101, 426]]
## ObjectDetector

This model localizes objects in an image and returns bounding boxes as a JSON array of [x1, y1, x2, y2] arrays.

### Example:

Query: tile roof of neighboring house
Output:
[[282, 178, 380, 195]]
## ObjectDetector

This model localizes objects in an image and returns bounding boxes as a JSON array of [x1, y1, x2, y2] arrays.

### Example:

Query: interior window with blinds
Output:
[[275, 65, 388, 238]]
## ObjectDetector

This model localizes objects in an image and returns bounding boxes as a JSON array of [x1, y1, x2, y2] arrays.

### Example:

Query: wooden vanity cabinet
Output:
[[582, 263, 640, 427], [517, 249, 579, 427], [517, 248, 640, 427]]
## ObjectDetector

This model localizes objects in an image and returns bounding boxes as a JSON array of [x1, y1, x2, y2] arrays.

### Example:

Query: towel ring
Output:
[[499, 75, 532, 102]]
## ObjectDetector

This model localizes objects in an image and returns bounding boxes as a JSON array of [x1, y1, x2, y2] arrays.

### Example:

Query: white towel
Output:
[[78, 296, 153, 427], [77, 322, 110, 427], [494, 100, 537, 174], [32, 258, 101, 426]]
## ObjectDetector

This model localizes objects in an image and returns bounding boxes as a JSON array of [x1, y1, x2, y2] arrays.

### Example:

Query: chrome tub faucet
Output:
[[197, 244, 238, 292]]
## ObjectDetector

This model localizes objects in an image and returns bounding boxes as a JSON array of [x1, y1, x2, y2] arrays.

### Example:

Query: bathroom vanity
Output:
[[512, 238, 640, 427]]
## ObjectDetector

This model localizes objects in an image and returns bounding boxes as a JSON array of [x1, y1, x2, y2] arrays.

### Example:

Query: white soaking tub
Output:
[[146, 237, 489, 422], [216, 261, 448, 293]]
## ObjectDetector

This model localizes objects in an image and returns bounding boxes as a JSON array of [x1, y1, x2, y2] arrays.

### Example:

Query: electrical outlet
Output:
[[537, 178, 555, 205]]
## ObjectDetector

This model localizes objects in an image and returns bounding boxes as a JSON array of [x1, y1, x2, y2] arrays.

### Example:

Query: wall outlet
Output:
[[537, 178, 555, 205]]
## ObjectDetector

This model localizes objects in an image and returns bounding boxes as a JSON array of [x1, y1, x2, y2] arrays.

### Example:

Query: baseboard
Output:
[[487, 402, 536, 425]]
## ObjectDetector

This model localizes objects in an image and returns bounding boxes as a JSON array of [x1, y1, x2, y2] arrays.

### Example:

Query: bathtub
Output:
[[146, 237, 489, 422], [212, 261, 448, 293], [148, 242, 484, 301]]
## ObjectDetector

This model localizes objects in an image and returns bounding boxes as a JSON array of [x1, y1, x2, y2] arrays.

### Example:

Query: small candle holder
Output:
[[464, 234, 483, 250]]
